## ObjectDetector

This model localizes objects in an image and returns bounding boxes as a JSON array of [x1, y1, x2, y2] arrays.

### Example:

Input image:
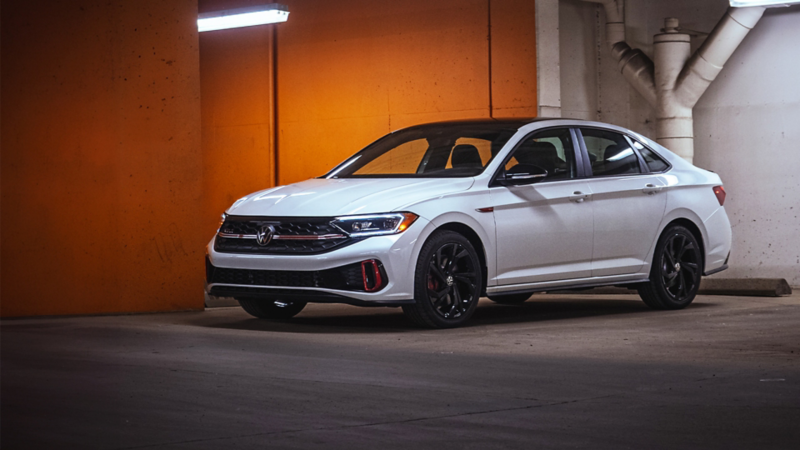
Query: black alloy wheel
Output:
[[638, 225, 702, 310], [403, 230, 483, 328], [426, 242, 479, 318], [238, 298, 307, 319]]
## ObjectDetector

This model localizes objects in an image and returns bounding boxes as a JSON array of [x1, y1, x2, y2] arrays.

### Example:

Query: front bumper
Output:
[[205, 217, 431, 305]]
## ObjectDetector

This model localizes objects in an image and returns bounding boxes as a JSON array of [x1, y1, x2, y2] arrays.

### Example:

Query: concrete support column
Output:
[[536, 0, 561, 117], [583, 2, 765, 163], [653, 20, 694, 160]]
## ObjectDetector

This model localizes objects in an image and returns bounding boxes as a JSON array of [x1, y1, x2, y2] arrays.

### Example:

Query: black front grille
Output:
[[220, 219, 341, 236], [206, 258, 377, 292], [214, 216, 356, 254], [215, 237, 347, 253], [212, 267, 319, 287]]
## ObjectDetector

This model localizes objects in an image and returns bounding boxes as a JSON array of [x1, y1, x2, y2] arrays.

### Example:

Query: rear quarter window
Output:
[[633, 141, 670, 172]]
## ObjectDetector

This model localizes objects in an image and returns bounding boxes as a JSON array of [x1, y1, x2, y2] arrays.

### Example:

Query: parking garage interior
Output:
[[2, 0, 799, 448]]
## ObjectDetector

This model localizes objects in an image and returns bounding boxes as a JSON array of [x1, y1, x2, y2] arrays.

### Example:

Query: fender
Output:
[[398, 186, 498, 286], [644, 207, 711, 275]]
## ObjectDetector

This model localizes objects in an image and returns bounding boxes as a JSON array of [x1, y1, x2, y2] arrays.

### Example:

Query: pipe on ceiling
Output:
[[583, 0, 766, 162]]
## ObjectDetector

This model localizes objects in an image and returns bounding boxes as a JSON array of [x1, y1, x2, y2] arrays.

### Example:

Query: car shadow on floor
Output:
[[471, 297, 714, 326], [199, 296, 718, 334]]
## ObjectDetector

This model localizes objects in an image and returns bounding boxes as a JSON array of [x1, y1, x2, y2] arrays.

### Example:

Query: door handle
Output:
[[642, 184, 664, 195], [569, 191, 590, 203]]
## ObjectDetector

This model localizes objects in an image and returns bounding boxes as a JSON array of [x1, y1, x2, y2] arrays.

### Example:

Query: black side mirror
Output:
[[497, 164, 548, 186]]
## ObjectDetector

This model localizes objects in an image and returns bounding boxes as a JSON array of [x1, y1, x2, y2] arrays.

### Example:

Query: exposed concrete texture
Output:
[[559, 0, 599, 120], [198, 0, 540, 198], [490, 0, 539, 118], [559, 0, 800, 285], [3, 294, 799, 449], [0, 0, 203, 317], [536, 0, 562, 117], [693, 5, 800, 287], [276, 0, 538, 185], [700, 278, 792, 297], [200, 0, 277, 238]]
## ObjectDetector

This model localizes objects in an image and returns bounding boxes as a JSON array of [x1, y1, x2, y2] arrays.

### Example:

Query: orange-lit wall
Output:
[[199, 0, 276, 234], [2, 0, 537, 317], [277, 0, 538, 184], [1, 0, 203, 317], [198, 0, 537, 190]]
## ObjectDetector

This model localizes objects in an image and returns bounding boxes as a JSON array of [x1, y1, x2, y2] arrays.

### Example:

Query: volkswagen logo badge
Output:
[[256, 225, 275, 246]]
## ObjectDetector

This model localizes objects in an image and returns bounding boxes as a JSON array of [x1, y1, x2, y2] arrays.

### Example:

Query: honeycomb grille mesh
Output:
[[220, 219, 341, 236], [207, 260, 366, 291], [215, 216, 353, 254]]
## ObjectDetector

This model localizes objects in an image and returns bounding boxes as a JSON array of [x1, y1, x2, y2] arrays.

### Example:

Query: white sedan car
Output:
[[205, 119, 731, 328]]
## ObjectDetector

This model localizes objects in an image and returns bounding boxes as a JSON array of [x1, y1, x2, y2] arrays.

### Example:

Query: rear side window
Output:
[[633, 140, 669, 172], [581, 128, 641, 177]]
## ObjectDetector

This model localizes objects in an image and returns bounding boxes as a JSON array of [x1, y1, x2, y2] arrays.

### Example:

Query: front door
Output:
[[490, 128, 594, 286]]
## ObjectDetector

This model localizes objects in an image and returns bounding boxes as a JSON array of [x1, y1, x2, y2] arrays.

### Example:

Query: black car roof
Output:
[[397, 117, 555, 132]]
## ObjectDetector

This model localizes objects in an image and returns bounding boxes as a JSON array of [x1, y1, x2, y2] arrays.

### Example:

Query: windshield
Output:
[[325, 123, 518, 178]]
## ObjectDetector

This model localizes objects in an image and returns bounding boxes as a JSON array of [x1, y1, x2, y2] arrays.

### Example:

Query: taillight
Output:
[[713, 186, 726, 206], [361, 259, 385, 292]]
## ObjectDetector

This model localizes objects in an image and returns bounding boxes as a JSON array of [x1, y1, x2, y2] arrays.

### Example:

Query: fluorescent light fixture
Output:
[[198, 3, 289, 32], [729, 0, 800, 6]]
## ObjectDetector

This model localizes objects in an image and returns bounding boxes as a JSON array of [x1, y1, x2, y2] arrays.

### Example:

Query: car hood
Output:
[[226, 177, 475, 218]]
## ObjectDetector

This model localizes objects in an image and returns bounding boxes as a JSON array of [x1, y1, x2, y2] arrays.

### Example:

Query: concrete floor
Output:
[[2, 293, 799, 449]]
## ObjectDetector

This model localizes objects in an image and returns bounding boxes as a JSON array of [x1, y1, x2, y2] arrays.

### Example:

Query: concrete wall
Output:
[[1, 0, 538, 317], [693, 5, 800, 285], [199, 0, 277, 237], [559, 0, 800, 285], [559, 0, 598, 121], [276, 0, 537, 184], [12, 0, 793, 317], [1, 0, 203, 317], [197, 0, 538, 219]]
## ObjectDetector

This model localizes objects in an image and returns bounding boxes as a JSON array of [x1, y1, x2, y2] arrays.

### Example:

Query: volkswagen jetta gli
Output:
[[205, 118, 731, 328]]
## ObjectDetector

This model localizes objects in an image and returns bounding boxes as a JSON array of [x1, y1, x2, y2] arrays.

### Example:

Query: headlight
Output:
[[333, 212, 418, 237], [217, 213, 227, 231]]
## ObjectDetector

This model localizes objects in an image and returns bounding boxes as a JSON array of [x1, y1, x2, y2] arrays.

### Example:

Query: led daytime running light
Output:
[[333, 212, 418, 237]]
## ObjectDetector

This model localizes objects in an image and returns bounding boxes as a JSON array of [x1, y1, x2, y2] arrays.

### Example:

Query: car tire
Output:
[[237, 299, 307, 319], [638, 225, 703, 310], [487, 293, 531, 305], [402, 230, 483, 328]]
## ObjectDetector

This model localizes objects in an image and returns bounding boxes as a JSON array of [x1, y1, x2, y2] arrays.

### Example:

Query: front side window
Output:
[[581, 128, 641, 177], [504, 128, 576, 181], [327, 124, 517, 178]]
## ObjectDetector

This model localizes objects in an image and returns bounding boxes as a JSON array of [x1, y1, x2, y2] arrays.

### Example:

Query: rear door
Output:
[[578, 128, 668, 277]]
